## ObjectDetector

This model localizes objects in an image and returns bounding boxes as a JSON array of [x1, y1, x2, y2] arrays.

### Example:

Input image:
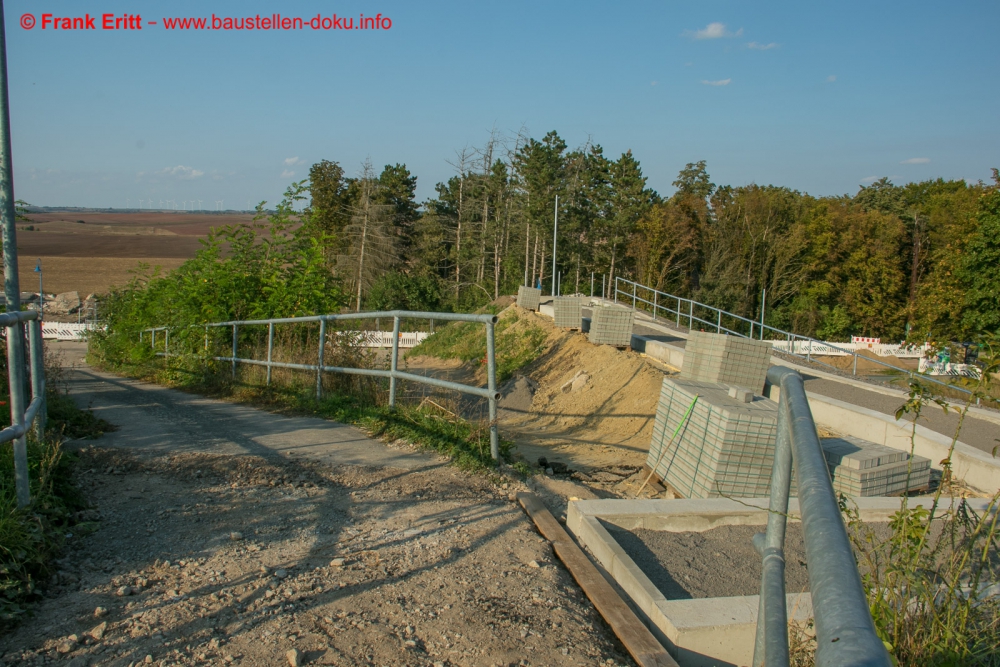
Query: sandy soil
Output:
[[498, 309, 671, 475], [0, 446, 635, 667]]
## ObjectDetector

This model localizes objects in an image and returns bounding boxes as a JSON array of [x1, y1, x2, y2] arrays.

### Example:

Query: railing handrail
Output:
[[753, 366, 891, 666], [141, 309, 503, 460], [613, 276, 976, 399], [0, 311, 47, 507]]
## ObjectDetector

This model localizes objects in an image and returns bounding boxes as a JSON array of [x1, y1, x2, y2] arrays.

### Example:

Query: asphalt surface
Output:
[[581, 305, 1000, 456], [55, 341, 433, 470]]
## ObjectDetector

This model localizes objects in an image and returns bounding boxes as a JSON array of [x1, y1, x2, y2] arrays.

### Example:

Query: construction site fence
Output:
[[142, 310, 502, 460], [754, 366, 891, 667], [613, 276, 978, 402], [0, 310, 47, 508]]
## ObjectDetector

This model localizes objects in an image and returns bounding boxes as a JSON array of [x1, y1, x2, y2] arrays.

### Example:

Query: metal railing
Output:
[[0, 310, 47, 508], [143, 310, 503, 459], [754, 366, 890, 667], [613, 276, 976, 400]]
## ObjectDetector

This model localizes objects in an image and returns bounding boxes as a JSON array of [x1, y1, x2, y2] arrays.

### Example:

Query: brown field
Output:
[[10, 210, 254, 296]]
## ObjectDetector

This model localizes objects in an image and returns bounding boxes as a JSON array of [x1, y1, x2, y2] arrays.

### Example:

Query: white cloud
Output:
[[701, 78, 732, 86], [280, 169, 296, 179], [157, 165, 204, 180], [283, 157, 302, 166], [900, 157, 930, 164], [687, 22, 742, 39], [826, 75, 837, 82], [747, 42, 778, 50], [651, 80, 658, 86], [860, 176, 880, 183]]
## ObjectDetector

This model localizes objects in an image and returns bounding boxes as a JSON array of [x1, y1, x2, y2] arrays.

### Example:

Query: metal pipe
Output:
[[752, 397, 793, 666], [688, 300, 693, 330], [231, 324, 238, 379], [486, 321, 499, 460], [602, 274, 605, 301], [717, 310, 721, 334], [551, 195, 558, 296], [760, 288, 767, 340], [165, 329, 169, 357], [767, 366, 892, 667], [632, 280, 637, 310], [316, 319, 326, 399], [590, 272, 594, 297], [388, 316, 401, 409], [652, 291, 657, 320], [676, 297, 680, 327], [266, 322, 274, 386], [852, 352, 858, 376], [28, 319, 45, 439]]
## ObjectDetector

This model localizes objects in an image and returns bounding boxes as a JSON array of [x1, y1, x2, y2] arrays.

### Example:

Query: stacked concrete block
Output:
[[681, 331, 772, 394], [820, 436, 932, 496], [588, 305, 635, 347], [553, 296, 583, 329], [647, 377, 779, 499], [516, 285, 541, 311]]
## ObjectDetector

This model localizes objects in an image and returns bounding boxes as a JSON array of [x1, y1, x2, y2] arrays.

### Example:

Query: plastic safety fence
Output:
[[517, 286, 542, 311], [553, 296, 583, 329], [588, 304, 635, 347], [647, 377, 779, 499], [681, 331, 772, 394]]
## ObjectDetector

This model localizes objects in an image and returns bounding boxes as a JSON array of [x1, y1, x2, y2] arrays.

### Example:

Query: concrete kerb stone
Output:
[[567, 496, 995, 667]]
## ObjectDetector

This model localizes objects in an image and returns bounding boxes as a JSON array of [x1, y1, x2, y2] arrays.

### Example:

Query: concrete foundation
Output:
[[568, 496, 995, 667]]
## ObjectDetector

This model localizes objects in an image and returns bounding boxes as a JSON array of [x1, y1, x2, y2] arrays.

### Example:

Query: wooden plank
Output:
[[640, 465, 666, 494], [517, 492, 679, 667]]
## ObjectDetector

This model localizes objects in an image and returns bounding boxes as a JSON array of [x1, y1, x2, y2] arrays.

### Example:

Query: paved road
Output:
[[581, 305, 1000, 456], [55, 341, 434, 469]]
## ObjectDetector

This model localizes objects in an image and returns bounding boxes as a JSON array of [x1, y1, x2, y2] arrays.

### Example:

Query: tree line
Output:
[[303, 129, 998, 343]]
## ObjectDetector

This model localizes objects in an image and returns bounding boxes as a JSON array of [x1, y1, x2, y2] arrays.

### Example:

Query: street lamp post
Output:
[[33, 258, 41, 316]]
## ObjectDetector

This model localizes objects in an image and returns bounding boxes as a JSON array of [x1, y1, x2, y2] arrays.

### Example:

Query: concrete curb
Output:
[[567, 497, 995, 666]]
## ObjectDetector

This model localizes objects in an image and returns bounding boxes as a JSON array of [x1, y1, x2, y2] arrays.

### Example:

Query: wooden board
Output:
[[517, 492, 679, 667]]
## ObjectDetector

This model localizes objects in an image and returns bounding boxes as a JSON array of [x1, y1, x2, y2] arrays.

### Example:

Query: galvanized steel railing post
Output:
[[231, 324, 238, 379], [316, 319, 326, 399], [652, 291, 657, 320], [631, 280, 637, 310], [388, 316, 401, 409], [852, 352, 858, 376], [164, 329, 169, 357], [151, 329, 156, 350], [752, 397, 792, 667], [266, 322, 274, 386], [688, 299, 693, 330], [766, 366, 892, 667], [485, 320, 499, 460], [28, 319, 45, 439], [676, 296, 680, 327], [717, 310, 722, 333]]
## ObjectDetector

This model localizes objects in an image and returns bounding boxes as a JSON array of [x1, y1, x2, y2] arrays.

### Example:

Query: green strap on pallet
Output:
[[636, 393, 699, 497]]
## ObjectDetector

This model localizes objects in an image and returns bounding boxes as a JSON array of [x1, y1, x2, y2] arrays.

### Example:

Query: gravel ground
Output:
[[0, 447, 636, 667]]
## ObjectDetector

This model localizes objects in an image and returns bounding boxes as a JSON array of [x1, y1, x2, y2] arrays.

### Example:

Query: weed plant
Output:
[[831, 336, 1000, 665]]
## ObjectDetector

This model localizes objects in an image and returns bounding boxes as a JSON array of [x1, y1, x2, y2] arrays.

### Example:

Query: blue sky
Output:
[[6, 0, 999, 209]]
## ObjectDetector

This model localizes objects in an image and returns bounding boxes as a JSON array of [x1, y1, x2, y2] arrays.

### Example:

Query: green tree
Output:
[[673, 160, 715, 200], [960, 170, 1000, 335]]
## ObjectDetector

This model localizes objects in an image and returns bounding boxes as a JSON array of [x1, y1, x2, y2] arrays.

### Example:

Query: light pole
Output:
[[551, 195, 558, 296], [33, 258, 42, 316]]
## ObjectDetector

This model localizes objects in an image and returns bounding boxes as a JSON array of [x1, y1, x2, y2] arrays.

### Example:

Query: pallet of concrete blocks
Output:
[[681, 331, 772, 394], [646, 377, 779, 499], [820, 436, 932, 497], [553, 296, 583, 329], [588, 304, 635, 347], [516, 285, 541, 311]]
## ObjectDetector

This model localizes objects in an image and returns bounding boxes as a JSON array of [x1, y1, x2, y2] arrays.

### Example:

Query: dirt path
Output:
[[0, 344, 634, 667]]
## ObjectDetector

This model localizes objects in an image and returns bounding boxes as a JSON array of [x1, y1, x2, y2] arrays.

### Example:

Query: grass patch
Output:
[[0, 437, 85, 628], [408, 306, 548, 383]]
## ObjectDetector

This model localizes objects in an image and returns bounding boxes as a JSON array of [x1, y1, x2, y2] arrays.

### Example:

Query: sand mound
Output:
[[810, 348, 916, 373], [500, 307, 673, 471]]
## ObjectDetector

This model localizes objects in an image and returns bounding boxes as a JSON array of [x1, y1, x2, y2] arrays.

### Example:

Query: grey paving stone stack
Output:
[[647, 377, 779, 499], [681, 331, 772, 393], [588, 304, 635, 346], [819, 436, 932, 496], [553, 296, 583, 329], [516, 285, 541, 311]]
